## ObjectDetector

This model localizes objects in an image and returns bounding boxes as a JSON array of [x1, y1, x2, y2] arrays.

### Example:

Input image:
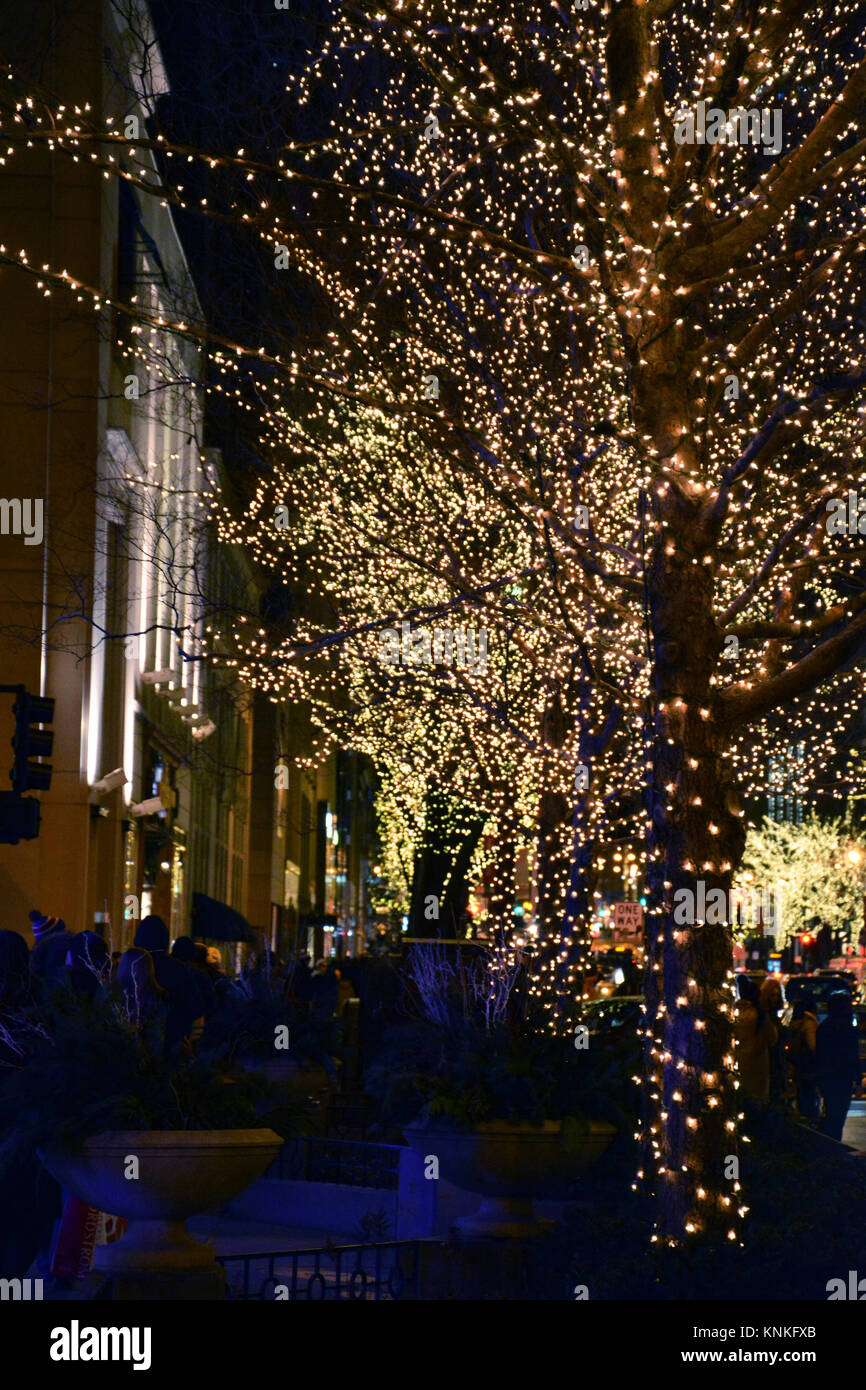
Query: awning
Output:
[[191, 892, 257, 943]]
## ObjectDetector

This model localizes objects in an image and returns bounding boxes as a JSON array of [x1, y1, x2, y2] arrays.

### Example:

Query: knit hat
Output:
[[66, 931, 109, 970], [134, 915, 170, 953], [29, 909, 67, 939], [170, 935, 198, 962]]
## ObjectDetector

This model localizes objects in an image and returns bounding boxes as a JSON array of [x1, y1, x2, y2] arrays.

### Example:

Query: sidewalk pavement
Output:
[[187, 1213, 359, 1255], [842, 1099, 866, 1151], [37, 1218, 368, 1299]]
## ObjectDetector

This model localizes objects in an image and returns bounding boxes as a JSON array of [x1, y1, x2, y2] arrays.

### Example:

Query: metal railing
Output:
[[267, 1136, 402, 1189], [217, 1239, 424, 1300]]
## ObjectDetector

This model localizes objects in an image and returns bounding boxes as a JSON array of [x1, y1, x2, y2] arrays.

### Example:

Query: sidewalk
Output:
[[36, 1218, 370, 1300], [187, 1213, 419, 1301], [187, 1213, 360, 1255], [842, 1099, 866, 1151]]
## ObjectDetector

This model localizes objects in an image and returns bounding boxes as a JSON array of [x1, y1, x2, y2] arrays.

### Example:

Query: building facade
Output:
[[0, 0, 374, 956]]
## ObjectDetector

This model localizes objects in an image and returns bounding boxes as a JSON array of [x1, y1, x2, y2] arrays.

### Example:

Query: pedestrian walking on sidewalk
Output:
[[29, 910, 76, 987], [760, 976, 788, 1103], [787, 994, 820, 1122], [817, 990, 861, 1142], [734, 977, 778, 1105], [133, 916, 204, 1048]]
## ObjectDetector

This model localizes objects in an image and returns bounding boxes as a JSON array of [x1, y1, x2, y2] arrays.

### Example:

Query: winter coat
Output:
[[30, 929, 77, 985], [816, 1016, 861, 1090], [787, 1013, 818, 1078], [734, 1002, 778, 1105]]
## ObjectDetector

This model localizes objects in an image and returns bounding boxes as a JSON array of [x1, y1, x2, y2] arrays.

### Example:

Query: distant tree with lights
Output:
[[735, 811, 865, 949], [4, 0, 866, 1244]]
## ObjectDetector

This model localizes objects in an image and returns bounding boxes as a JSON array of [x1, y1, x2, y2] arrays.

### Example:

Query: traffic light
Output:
[[0, 685, 54, 843], [11, 690, 54, 793], [0, 795, 41, 843]]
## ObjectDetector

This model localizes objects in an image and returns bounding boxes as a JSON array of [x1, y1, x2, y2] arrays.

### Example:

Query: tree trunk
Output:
[[534, 689, 599, 1028], [642, 488, 748, 1243], [407, 786, 484, 938]]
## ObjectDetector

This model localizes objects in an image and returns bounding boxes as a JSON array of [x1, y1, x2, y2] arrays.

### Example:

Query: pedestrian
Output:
[[334, 966, 357, 1016], [817, 990, 861, 1141], [203, 945, 226, 979], [582, 967, 600, 1002], [65, 931, 109, 998], [0, 928, 31, 1011], [171, 935, 216, 1019], [28, 910, 76, 986], [0, 929, 36, 1064], [310, 958, 338, 1009], [133, 916, 204, 1048], [292, 951, 313, 1001], [116, 947, 168, 1029], [787, 992, 820, 1122], [733, 977, 778, 1105], [202, 945, 236, 1005], [0, 930, 60, 1281], [760, 976, 788, 1102]]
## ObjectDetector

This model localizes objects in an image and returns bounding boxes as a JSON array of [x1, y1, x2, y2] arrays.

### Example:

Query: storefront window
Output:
[[171, 828, 186, 936]]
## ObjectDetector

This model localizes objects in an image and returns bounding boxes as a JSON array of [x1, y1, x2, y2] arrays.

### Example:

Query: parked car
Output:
[[583, 996, 643, 1034], [814, 968, 860, 997], [782, 973, 856, 1024]]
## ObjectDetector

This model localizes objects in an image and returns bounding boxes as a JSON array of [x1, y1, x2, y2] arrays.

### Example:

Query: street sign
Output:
[[613, 901, 644, 943]]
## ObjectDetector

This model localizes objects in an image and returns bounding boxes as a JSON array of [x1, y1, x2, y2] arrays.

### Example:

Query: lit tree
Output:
[[735, 810, 864, 949], [224, 412, 643, 1017], [4, 0, 866, 1245]]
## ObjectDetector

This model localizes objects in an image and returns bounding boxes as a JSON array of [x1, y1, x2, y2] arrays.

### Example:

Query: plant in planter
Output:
[[362, 943, 634, 1236], [0, 981, 293, 1292], [197, 967, 336, 1095]]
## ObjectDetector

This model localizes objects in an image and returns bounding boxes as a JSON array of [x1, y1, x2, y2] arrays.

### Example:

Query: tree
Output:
[[735, 811, 864, 949], [4, 0, 866, 1243]]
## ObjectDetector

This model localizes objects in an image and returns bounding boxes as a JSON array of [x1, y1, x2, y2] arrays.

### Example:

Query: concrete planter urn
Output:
[[404, 1118, 616, 1238], [43, 1128, 282, 1295]]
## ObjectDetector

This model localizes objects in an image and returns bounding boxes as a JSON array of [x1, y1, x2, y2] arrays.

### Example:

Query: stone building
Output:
[[0, 0, 373, 955]]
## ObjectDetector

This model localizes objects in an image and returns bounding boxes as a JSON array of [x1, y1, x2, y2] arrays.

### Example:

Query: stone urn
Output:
[[43, 1128, 282, 1296], [403, 1118, 616, 1238]]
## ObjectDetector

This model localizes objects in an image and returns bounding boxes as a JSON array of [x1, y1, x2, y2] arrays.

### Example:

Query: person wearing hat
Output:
[[171, 935, 216, 1020], [133, 916, 204, 1048], [28, 910, 76, 986]]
